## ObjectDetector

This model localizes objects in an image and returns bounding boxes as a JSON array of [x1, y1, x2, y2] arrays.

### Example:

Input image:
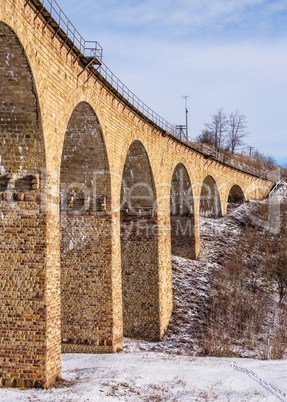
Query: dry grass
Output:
[[200, 200, 287, 359]]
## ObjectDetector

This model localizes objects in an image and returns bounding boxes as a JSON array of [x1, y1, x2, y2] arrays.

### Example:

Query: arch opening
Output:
[[170, 164, 195, 259], [228, 184, 245, 208], [120, 140, 160, 340], [60, 102, 114, 352], [200, 175, 222, 217]]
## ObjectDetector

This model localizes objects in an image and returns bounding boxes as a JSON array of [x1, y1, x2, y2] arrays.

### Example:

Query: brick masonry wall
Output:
[[0, 18, 60, 388], [61, 214, 119, 352], [0, 0, 274, 388], [121, 216, 160, 340], [0, 204, 47, 388], [60, 101, 121, 352], [120, 140, 161, 340]]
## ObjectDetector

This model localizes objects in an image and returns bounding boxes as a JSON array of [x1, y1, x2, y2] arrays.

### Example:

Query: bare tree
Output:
[[227, 111, 248, 154], [274, 252, 287, 305], [200, 109, 250, 153], [204, 108, 228, 150], [266, 209, 287, 304], [253, 149, 276, 165], [195, 129, 215, 146]]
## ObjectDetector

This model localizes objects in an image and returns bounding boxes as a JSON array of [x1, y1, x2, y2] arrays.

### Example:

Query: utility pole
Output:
[[245, 146, 254, 157], [182, 95, 189, 141]]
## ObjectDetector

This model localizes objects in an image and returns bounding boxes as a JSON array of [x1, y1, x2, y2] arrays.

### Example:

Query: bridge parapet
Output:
[[187, 142, 280, 183], [25, 0, 177, 135], [26, 0, 281, 184]]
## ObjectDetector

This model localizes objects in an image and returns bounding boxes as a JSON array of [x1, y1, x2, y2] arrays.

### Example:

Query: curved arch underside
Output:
[[0, 22, 45, 172], [120, 140, 160, 340], [200, 175, 222, 217], [228, 184, 245, 204], [170, 164, 195, 259], [60, 102, 115, 352]]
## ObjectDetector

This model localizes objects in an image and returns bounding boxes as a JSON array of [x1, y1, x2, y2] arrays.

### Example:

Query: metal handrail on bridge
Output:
[[28, 0, 175, 134], [27, 0, 278, 183], [188, 142, 280, 183], [28, 0, 103, 60], [97, 62, 176, 134]]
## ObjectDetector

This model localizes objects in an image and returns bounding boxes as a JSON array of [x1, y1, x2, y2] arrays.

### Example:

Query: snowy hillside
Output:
[[125, 182, 287, 358], [1, 183, 286, 401]]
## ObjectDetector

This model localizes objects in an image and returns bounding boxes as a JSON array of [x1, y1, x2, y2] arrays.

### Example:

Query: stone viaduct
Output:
[[0, 0, 276, 388]]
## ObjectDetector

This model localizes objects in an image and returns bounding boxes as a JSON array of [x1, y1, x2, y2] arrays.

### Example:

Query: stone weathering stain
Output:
[[0, 0, 274, 388]]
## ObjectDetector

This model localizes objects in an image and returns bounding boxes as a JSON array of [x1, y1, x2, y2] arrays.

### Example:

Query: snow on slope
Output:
[[0, 183, 286, 401], [125, 196, 273, 355]]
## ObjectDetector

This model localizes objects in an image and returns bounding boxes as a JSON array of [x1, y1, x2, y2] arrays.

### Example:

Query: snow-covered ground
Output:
[[1, 183, 286, 401], [0, 353, 287, 401]]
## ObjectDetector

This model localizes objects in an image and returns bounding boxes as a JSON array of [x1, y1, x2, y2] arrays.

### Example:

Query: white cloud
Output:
[[57, 0, 287, 160], [61, 0, 287, 40]]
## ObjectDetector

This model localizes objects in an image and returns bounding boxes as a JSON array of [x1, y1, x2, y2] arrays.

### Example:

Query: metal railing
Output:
[[32, 0, 103, 60], [97, 61, 176, 134], [28, 0, 278, 183], [187, 142, 280, 182], [29, 0, 174, 133]]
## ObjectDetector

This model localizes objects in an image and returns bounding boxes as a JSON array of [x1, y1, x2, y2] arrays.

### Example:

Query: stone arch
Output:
[[228, 184, 245, 204], [0, 22, 59, 387], [170, 163, 195, 259], [200, 175, 222, 217], [120, 140, 160, 340], [60, 101, 114, 353], [0, 23, 45, 173]]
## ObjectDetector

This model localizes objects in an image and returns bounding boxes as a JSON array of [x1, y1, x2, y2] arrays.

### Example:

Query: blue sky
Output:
[[57, 0, 287, 166]]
